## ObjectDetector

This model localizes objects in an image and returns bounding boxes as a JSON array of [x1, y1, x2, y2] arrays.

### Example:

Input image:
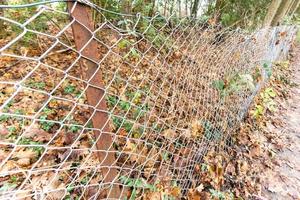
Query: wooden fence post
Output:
[[67, 2, 121, 198]]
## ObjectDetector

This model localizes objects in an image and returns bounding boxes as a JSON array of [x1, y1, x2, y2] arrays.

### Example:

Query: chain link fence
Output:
[[0, 1, 297, 199]]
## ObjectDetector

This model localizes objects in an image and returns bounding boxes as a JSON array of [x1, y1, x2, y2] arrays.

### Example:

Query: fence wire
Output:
[[0, 0, 297, 199]]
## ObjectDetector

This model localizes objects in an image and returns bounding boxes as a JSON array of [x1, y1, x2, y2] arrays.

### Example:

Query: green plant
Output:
[[64, 85, 76, 94], [261, 87, 276, 112], [112, 116, 133, 132], [117, 39, 131, 49], [39, 115, 55, 131], [27, 81, 46, 90], [10, 176, 18, 183], [252, 104, 264, 118], [6, 126, 17, 138], [252, 87, 277, 118], [162, 152, 169, 161], [212, 80, 225, 91], [209, 189, 226, 200], [80, 174, 91, 185], [119, 100, 131, 111], [119, 176, 157, 200], [201, 163, 208, 171], [2, 100, 14, 113], [69, 125, 81, 133], [212, 73, 255, 97], [263, 62, 272, 78], [0, 183, 17, 192], [0, 114, 9, 122], [124, 48, 141, 59], [107, 95, 118, 107], [39, 107, 55, 131], [18, 138, 44, 156], [14, 109, 25, 121]]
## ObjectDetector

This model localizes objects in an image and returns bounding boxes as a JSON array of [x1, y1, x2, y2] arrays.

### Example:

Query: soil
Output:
[[261, 43, 300, 200]]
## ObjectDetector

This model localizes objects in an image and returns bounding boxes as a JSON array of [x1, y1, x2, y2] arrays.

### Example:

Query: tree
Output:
[[191, 0, 200, 17], [205, 0, 272, 28], [289, 0, 300, 16], [263, 0, 282, 26], [214, 0, 225, 24], [271, 0, 294, 25]]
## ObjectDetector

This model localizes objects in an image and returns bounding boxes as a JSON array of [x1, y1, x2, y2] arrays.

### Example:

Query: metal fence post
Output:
[[67, 2, 120, 198]]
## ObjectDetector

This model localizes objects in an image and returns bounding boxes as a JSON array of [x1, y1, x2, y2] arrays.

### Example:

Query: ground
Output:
[[260, 43, 300, 200]]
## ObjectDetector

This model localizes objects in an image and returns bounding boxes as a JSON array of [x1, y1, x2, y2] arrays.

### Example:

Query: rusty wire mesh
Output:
[[0, 0, 297, 199]]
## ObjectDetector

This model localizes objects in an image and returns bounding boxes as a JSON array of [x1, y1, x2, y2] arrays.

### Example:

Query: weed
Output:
[[0, 183, 17, 192], [27, 81, 46, 90], [118, 39, 131, 49], [261, 87, 276, 112], [162, 152, 169, 161], [0, 114, 9, 122], [252, 87, 277, 118], [112, 116, 133, 132], [42, 107, 53, 115], [64, 85, 76, 94], [6, 126, 17, 138], [209, 189, 226, 200], [263, 62, 272, 78], [119, 100, 131, 111], [212, 80, 225, 91], [252, 104, 264, 118], [18, 138, 44, 156], [119, 176, 156, 200], [39, 115, 55, 131], [86, 121, 93, 128], [14, 109, 25, 121], [124, 48, 141, 59], [80, 174, 91, 185], [69, 125, 81, 133], [107, 95, 118, 107], [10, 176, 18, 183], [3, 100, 14, 112], [66, 184, 75, 193]]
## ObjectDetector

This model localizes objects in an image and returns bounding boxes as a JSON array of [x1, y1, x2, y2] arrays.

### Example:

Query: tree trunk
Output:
[[169, 0, 175, 16], [185, 0, 188, 16], [149, 0, 156, 17], [178, 0, 181, 17], [164, 0, 168, 16], [289, 0, 300, 15], [271, 0, 294, 26], [191, 0, 200, 17], [214, 0, 224, 24], [121, 0, 131, 14], [263, 0, 282, 26]]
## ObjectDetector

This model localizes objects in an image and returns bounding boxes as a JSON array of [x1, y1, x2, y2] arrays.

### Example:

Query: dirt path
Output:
[[261, 44, 300, 200]]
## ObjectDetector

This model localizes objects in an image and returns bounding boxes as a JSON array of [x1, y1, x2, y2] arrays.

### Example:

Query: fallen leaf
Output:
[[162, 129, 178, 140]]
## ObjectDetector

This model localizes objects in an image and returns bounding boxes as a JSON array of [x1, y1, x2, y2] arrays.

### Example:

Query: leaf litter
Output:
[[0, 8, 298, 200]]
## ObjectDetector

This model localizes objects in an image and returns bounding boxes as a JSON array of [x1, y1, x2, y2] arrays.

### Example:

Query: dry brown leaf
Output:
[[0, 125, 9, 136], [250, 143, 261, 157], [143, 191, 161, 200], [191, 120, 205, 138], [187, 188, 210, 200], [14, 149, 37, 160], [170, 186, 181, 197], [17, 158, 31, 167], [162, 129, 178, 140], [23, 125, 52, 142]]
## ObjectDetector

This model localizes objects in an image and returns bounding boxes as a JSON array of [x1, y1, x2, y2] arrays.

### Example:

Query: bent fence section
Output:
[[0, 1, 297, 199]]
